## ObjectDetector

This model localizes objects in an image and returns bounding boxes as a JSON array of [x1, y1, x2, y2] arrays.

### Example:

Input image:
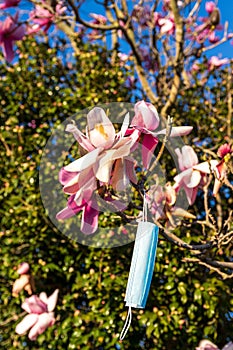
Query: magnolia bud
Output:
[[209, 8, 220, 26]]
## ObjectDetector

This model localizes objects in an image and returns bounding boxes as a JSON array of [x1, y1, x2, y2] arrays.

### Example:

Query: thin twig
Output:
[[149, 115, 173, 173], [155, 221, 217, 252], [183, 258, 233, 280]]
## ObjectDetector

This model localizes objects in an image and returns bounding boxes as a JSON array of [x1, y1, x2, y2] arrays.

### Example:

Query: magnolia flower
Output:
[[131, 4, 151, 27], [17, 262, 30, 274], [12, 262, 34, 297], [0, 14, 25, 62], [16, 289, 59, 341], [208, 56, 229, 69], [222, 342, 233, 350], [57, 107, 139, 233], [147, 182, 176, 220], [158, 16, 175, 34], [29, 1, 66, 34], [197, 339, 233, 350], [208, 31, 220, 43], [173, 146, 216, 205], [196, 339, 219, 350], [205, 1, 216, 14], [90, 13, 107, 24], [193, 143, 232, 196], [87, 13, 107, 39], [117, 52, 129, 63], [147, 182, 195, 226], [0, 0, 20, 9], [130, 101, 193, 168], [163, 0, 183, 9]]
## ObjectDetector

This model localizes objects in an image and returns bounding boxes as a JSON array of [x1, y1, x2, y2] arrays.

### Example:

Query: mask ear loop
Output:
[[119, 306, 132, 341], [142, 191, 148, 222]]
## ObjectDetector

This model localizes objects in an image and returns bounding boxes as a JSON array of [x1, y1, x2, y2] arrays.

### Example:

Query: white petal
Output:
[[64, 148, 100, 172]]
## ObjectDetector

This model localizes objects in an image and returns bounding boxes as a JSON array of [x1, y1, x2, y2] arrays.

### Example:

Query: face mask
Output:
[[120, 221, 159, 340]]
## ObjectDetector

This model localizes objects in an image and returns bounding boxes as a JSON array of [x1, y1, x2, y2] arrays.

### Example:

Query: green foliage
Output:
[[0, 38, 232, 350]]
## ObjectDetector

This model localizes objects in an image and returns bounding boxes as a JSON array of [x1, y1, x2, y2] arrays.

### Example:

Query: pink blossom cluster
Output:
[[0, 0, 66, 62], [12, 262, 59, 341], [16, 289, 59, 341], [12, 262, 34, 297], [56, 101, 192, 232], [57, 101, 232, 232], [188, 2, 222, 44], [196, 339, 233, 350]]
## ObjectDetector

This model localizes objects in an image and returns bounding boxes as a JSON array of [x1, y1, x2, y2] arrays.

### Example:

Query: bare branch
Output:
[[183, 258, 233, 279], [149, 115, 173, 173], [226, 67, 232, 138], [160, 0, 184, 117], [155, 221, 217, 252], [67, 0, 119, 30], [201, 21, 229, 53]]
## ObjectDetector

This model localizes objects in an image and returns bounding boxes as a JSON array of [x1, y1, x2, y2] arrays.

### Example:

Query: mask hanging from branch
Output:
[[120, 196, 159, 340]]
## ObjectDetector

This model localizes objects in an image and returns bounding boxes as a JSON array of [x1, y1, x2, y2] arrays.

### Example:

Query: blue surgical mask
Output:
[[120, 221, 159, 340]]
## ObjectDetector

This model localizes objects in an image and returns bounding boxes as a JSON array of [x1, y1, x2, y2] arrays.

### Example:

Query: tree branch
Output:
[[160, 0, 184, 117]]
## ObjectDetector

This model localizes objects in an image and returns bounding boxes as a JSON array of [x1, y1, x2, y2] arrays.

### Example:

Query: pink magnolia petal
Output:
[[16, 314, 38, 335], [152, 126, 193, 138], [193, 160, 218, 173], [205, 1, 216, 14], [217, 143, 232, 158], [81, 198, 99, 234], [64, 148, 100, 172], [47, 289, 59, 312], [68, 193, 84, 209], [159, 19, 174, 34], [74, 175, 97, 206], [184, 170, 201, 188], [116, 112, 130, 138], [56, 205, 80, 220], [222, 342, 233, 350], [184, 185, 198, 205], [59, 168, 78, 186], [22, 295, 47, 314], [125, 156, 137, 184], [2, 40, 14, 62], [10, 24, 25, 40], [174, 168, 193, 184], [111, 159, 129, 191], [12, 275, 30, 296], [215, 160, 226, 179], [87, 107, 115, 149], [175, 148, 185, 171], [172, 207, 196, 219], [112, 137, 132, 151], [181, 146, 198, 168], [168, 126, 193, 137], [197, 339, 219, 350], [141, 133, 159, 168], [65, 124, 94, 152], [17, 262, 30, 275], [213, 178, 221, 196], [63, 167, 96, 195], [132, 101, 160, 130], [95, 140, 131, 182], [95, 152, 115, 183], [28, 312, 55, 341], [39, 292, 48, 305], [164, 182, 176, 205]]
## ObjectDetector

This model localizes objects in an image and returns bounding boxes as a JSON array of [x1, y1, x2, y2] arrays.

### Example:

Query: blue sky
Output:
[[80, 0, 233, 59], [204, 0, 233, 58]]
